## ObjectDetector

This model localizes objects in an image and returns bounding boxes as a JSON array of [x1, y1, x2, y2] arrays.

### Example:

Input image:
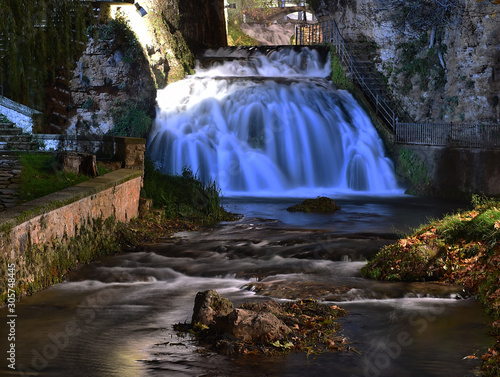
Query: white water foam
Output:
[[148, 47, 403, 196]]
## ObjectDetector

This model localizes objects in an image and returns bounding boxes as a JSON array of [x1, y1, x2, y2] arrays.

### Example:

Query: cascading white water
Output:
[[147, 47, 402, 196]]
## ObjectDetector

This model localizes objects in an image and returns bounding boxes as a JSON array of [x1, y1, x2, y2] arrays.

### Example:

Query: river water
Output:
[[0, 47, 493, 376], [0, 196, 492, 377]]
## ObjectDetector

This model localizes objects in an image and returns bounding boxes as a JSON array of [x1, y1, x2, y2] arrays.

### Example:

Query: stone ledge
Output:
[[0, 169, 142, 229]]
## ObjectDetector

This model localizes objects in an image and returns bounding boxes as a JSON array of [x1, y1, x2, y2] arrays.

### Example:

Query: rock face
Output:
[[178, 0, 227, 51], [67, 36, 156, 136], [317, 0, 500, 124]]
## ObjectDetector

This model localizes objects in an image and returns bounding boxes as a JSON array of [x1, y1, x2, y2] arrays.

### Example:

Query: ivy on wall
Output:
[[0, 0, 94, 111]]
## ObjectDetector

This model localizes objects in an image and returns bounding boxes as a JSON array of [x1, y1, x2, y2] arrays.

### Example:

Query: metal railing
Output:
[[296, 19, 500, 149], [396, 122, 500, 149], [296, 19, 397, 130]]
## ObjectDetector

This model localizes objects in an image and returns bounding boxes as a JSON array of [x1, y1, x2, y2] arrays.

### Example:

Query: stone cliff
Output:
[[46, 0, 227, 137], [315, 0, 500, 124]]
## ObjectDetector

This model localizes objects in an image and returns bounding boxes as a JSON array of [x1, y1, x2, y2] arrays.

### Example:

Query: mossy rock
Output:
[[287, 197, 341, 213]]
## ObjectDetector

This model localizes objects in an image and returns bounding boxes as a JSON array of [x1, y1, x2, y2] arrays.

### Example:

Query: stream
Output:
[[0, 196, 492, 377]]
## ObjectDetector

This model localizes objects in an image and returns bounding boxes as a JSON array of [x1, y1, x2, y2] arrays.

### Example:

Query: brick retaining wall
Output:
[[0, 169, 142, 302]]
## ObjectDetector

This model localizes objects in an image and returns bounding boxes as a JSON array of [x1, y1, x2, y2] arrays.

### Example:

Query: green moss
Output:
[[0, 0, 94, 111], [146, 2, 195, 84], [396, 35, 447, 94], [329, 45, 354, 90], [396, 148, 431, 195], [361, 196, 500, 372], [287, 197, 341, 213], [110, 100, 152, 138], [0, 215, 121, 305]]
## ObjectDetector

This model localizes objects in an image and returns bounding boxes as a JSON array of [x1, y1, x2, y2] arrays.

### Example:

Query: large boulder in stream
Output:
[[287, 196, 341, 213], [182, 291, 349, 356], [216, 308, 291, 342], [191, 290, 234, 326]]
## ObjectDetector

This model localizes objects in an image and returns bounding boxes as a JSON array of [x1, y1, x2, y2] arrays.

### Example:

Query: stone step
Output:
[[0, 141, 39, 151], [0, 122, 16, 129], [0, 127, 24, 135], [0, 134, 33, 142]]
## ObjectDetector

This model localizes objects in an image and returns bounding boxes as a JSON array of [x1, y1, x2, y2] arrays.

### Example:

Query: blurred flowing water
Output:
[[0, 48, 492, 377], [147, 47, 401, 195], [0, 196, 492, 377]]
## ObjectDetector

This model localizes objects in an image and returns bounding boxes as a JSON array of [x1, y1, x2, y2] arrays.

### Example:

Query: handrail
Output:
[[295, 19, 500, 149], [296, 19, 397, 131]]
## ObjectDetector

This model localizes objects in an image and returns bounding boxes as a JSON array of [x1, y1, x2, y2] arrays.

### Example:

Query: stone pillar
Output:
[[114, 137, 146, 170]]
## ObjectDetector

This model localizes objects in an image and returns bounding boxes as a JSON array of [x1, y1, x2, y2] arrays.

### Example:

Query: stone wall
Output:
[[396, 145, 500, 198], [0, 155, 22, 211], [34, 135, 146, 170], [0, 169, 142, 303], [316, 0, 500, 124]]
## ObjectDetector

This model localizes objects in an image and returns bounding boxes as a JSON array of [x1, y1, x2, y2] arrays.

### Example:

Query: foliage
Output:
[[141, 159, 233, 224], [287, 196, 341, 213], [329, 45, 354, 90], [18, 153, 90, 203], [0, 0, 93, 111], [87, 13, 144, 68], [225, 3, 259, 46], [109, 100, 152, 138], [396, 35, 447, 93], [361, 196, 500, 373]]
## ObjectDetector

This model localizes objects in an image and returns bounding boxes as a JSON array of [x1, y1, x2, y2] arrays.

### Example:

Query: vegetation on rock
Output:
[[174, 293, 349, 357], [287, 196, 341, 213], [361, 195, 500, 374], [396, 148, 431, 196], [118, 160, 239, 248], [147, 0, 195, 83]]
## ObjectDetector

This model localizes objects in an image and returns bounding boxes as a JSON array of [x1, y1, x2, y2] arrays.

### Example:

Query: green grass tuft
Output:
[[141, 159, 232, 224], [18, 153, 90, 203]]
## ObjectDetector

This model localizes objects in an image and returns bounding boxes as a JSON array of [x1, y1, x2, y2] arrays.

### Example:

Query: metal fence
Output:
[[396, 122, 500, 149], [296, 19, 397, 130]]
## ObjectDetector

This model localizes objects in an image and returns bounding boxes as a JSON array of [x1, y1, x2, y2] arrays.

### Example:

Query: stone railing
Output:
[[33, 134, 146, 170]]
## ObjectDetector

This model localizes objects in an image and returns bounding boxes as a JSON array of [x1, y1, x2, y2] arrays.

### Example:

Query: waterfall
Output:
[[147, 47, 401, 196]]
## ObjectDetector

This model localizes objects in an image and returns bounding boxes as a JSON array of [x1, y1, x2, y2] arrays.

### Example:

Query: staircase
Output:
[[0, 119, 39, 210], [0, 121, 39, 151], [296, 20, 412, 129]]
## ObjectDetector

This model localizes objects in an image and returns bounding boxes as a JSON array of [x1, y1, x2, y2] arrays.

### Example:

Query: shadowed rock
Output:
[[216, 308, 291, 342], [191, 290, 234, 326]]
